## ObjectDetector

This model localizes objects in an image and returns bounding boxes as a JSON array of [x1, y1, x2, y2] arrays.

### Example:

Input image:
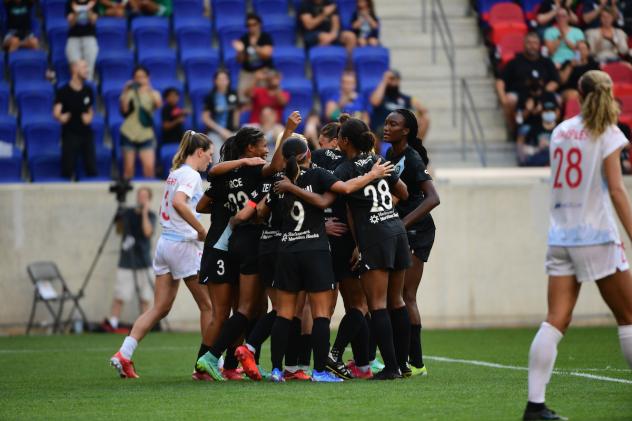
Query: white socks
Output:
[[528, 322, 563, 403], [618, 325, 632, 369], [109, 317, 119, 329], [120, 336, 138, 360]]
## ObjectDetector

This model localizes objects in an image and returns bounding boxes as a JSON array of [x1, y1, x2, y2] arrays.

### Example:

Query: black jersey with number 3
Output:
[[279, 166, 339, 252], [386, 145, 435, 232], [334, 154, 404, 249]]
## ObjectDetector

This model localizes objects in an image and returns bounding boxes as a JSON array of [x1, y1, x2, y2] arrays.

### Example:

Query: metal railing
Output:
[[430, 0, 456, 127], [460, 78, 487, 167]]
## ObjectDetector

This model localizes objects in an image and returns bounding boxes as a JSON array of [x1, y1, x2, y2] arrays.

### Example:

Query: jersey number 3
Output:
[[553, 147, 582, 189], [364, 179, 393, 212]]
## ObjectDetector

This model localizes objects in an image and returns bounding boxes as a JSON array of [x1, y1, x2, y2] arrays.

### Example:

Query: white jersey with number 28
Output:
[[159, 164, 203, 242], [548, 115, 628, 246]]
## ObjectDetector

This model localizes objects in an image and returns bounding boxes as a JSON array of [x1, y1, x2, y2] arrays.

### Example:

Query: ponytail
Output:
[[394, 108, 429, 165], [282, 137, 309, 184], [172, 130, 211, 171], [579, 70, 619, 138]]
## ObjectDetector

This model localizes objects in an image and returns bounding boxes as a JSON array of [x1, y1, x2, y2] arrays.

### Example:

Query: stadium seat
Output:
[[96, 18, 129, 57], [29, 155, 65, 182], [353, 46, 389, 94], [619, 95, 632, 128], [132, 17, 171, 57], [18, 89, 55, 128], [138, 50, 182, 94], [0, 116, 17, 145], [53, 57, 71, 86], [489, 2, 525, 26], [336, 0, 356, 30], [263, 17, 296, 46], [212, 0, 246, 30], [189, 87, 209, 131], [0, 82, 10, 115], [172, 0, 205, 31], [614, 84, 632, 99], [309, 46, 347, 92], [222, 50, 241, 89], [496, 32, 525, 67], [564, 97, 581, 118], [9, 50, 48, 92], [159, 143, 180, 178], [272, 47, 306, 82], [76, 152, 113, 181], [98, 53, 135, 96], [253, 0, 289, 20], [23, 120, 62, 159], [521, 0, 542, 21], [217, 24, 245, 58], [282, 78, 314, 119], [177, 23, 214, 60], [47, 26, 68, 62], [477, 0, 509, 22], [182, 49, 220, 94], [91, 113, 107, 153], [0, 146, 22, 182], [490, 21, 528, 46], [104, 90, 124, 126], [602, 62, 632, 85], [43, 0, 68, 31]]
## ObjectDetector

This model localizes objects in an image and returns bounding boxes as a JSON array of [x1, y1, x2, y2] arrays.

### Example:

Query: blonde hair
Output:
[[275, 132, 307, 150], [579, 70, 619, 138], [171, 130, 212, 171]]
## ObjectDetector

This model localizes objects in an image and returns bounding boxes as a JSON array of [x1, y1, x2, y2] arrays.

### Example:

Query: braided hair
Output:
[[393, 108, 429, 165]]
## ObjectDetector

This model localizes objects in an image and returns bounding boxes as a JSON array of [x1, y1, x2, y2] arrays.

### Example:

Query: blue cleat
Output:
[[270, 368, 285, 383], [311, 370, 344, 383]]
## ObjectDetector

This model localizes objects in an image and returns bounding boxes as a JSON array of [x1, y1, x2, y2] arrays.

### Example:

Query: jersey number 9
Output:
[[364, 179, 393, 212], [291, 201, 305, 231]]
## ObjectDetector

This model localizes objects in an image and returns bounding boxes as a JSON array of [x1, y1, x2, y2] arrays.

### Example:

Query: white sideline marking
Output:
[[426, 356, 632, 385]]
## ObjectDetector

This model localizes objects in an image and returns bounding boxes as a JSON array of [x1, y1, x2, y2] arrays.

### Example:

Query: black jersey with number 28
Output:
[[334, 153, 405, 249], [278, 166, 339, 252]]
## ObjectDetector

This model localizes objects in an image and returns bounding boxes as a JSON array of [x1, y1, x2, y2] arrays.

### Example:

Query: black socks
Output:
[[298, 333, 312, 367], [331, 308, 365, 362], [224, 346, 239, 370], [311, 317, 330, 372], [271, 316, 292, 371], [390, 306, 411, 371], [284, 317, 302, 367], [350, 312, 370, 366], [409, 324, 424, 368], [369, 309, 398, 372], [209, 311, 249, 359], [366, 313, 377, 362], [247, 310, 277, 350]]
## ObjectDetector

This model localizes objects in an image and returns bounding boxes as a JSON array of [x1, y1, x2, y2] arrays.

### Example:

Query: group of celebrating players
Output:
[[109, 107, 440, 382]]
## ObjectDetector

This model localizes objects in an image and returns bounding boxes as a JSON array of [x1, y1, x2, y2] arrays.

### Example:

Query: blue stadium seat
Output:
[[9, 50, 48, 92], [159, 143, 179, 177], [190, 87, 209, 130], [253, 0, 289, 20], [173, 0, 205, 32], [104, 90, 123, 127], [43, 0, 68, 31], [0, 146, 22, 182], [213, 0, 246, 30], [98, 52, 135, 96], [29, 155, 66, 182], [273, 47, 306, 82], [47, 26, 68, 62], [177, 23, 213, 60], [0, 82, 10, 115], [76, 151, 112, 181], [23, 120, 61, 159], [336, 0, 356, 30], [182, 49, 220, 94], [282, 78, 313, 119], [309, 46, 347, 92], [222, 50, 241, 90], [91, 113, 107, 153], [263, 17, 296, 46], [521, 0, 542, 19], [96, 18, 129, 58], [132, 17, 171, 57], [18, 88, 55, 128], [53, 57, 71, 86], [477, 0, 508, 20], [138, 50, 182, 94], [353, 46, 389, 93], [217, 24, 245, 58], [0, 115, 18, 145]]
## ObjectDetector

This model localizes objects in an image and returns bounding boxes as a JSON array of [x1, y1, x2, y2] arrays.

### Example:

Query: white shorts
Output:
[[152, 237, 203, 280], [114, 268, 154, 303], [545, 243, 629, 283]]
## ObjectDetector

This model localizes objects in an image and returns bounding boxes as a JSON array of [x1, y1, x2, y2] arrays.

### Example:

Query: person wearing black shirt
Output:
[[105, 187, 156, 332], [334, 117, 410, 380], [66, 0, 99, 80], [496, 32, 560, 134], [384, 109, 440, 377], [233, 13, 274, 104], [559, 40, 600, 101], [2, 0, 39, 52], [53, 60, 97, 179], [160, 88, 188, 144], [299, 0, 356, 52]]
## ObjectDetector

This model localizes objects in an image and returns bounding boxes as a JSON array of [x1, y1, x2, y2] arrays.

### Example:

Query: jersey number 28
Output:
[[553, 147, 582, 189], [364, 179, 393, 212]]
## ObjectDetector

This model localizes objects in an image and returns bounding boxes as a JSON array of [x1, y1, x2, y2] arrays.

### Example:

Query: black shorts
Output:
[[274, 250, 336, 293], [358, 233, 412, 274], [258, 252, 278, 288], [329, 233, 358, 281], [407, 228, 435, 262], [228, 225, 262, 275], [199, 247, 239, 285]]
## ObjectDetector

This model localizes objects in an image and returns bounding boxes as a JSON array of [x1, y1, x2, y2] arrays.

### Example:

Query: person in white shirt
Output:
[[110, 130, 214, 379], [523, 70, 632, 421]]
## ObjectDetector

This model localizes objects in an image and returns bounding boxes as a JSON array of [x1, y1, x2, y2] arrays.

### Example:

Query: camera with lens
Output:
[[109, 178, 133, 204]]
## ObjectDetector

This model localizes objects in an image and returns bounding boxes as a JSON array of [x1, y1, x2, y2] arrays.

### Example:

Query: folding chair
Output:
[[26, 261, 87, 334]]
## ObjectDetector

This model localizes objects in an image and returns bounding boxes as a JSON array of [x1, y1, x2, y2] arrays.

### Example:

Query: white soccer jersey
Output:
[[159, 165, 203, 242], [548, 115, 628, 246]]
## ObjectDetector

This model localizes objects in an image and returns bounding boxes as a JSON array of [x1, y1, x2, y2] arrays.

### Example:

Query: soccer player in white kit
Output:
[[524, 71, 632, 420], [110, 131, 214, 379]]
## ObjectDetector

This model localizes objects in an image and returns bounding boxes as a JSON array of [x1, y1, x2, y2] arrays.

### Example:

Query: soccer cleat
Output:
[[283, 369, 311, 381], [234, 345, 262, 381], [370, 358, 385, 373], [410, 364, 428, 377], [523, 405, 567, 420], [110, 351, 139, 379], [325, 354, 353, 379], [370, 368, 403, 380], [196, 351, 225, 382], [270, 368, 285, 383], [191, 370, 213, 381], [401, 365, 412, 378], [258, 365, 272, 381], [312, 370, 344, 383], [221, 368, 244, 380], [347, 360, 373, 379]]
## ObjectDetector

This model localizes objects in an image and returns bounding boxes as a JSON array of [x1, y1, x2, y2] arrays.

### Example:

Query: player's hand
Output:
[[350, 247, 361, 271], [369, 158, 394, 179], [197, 228, 207, 242], [243, 157, 266, 167], [325, 217, 348, 237], [274, 176, 293, 194], [285, 111, 302, 133]]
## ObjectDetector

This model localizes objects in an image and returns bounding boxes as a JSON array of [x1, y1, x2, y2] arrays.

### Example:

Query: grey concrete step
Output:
[[376, 0, 473, 20]]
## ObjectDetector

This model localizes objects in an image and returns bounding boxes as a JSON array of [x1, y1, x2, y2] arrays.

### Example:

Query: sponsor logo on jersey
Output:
[[228, 178, 243, 188], [393, 156, 406, 177]]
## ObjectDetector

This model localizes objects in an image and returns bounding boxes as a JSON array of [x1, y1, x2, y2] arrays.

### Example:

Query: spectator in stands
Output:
[[544, 7, 585, 68], [104, 186, 156, 332], [495, 32, 560, 134], [350, 0, 380, 47], [516, 76, 558, 136], [202, 69, 239, 165], [325, 71, 369, 124], [252, 106, 284, 157], [370, 69, 430, 141], [161, 88, 188, 144], [585, 6, 630, 63], [516, 95, 559, 167], [559, 40, 600, 101], [129, 0, 172, 16], [119, 66, 162, 179], [581, 0, 621, 29], [621, 1, 632, 36], [536, 0, 579, 32], [53, 60, 97, 179], [250, 68, 289, 125], [616, 98, 632, 174], [299, 0, 356, 52], [233, 13, 274, 105], [3, 0, 39, 52], [97, 0, 127, 17], [66, 0, 99, 81]]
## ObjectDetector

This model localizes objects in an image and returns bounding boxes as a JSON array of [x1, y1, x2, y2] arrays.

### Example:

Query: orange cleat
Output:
[[234, 345, 262, 381], [221, 368, 244, 380], [347, 360, 373, 379], [192, 370, 213, 381], [110, 351, 139, 379], [283, 369, 311, 381]]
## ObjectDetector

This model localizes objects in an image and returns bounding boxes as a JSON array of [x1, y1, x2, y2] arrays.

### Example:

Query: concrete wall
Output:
[[0, 168, 624, 333]]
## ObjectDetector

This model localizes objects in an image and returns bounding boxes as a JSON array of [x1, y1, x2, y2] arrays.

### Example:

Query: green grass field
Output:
[[0, 327, 630, 420]]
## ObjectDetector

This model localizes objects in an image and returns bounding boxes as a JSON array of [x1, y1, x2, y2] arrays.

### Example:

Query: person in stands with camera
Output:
[[103, 186, 156, 332], [119, 66, 162, 179]]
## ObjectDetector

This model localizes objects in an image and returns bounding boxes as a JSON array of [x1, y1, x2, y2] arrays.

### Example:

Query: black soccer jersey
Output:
[[278, 166, 339, 252], [334, 153, 405, 249], [259, 173, 284, 253], [203, 174, 232, 246], [225, 164, 264, 217], [386, 145, 435, 232], [312, 148, 347, 222]]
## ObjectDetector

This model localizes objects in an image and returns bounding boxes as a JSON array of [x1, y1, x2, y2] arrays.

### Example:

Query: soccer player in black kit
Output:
[[384, 108, 440, 377], [334, 117, 411, 380]]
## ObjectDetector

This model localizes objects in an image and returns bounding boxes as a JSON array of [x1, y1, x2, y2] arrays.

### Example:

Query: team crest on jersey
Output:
[[393, 156, 406, 177], [370, 215, 379, 224]]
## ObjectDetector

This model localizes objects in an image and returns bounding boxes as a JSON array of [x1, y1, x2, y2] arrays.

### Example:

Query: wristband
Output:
[[246, 200, 257, 209]]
